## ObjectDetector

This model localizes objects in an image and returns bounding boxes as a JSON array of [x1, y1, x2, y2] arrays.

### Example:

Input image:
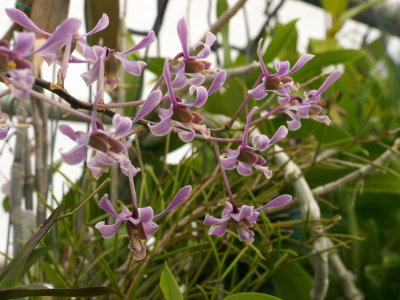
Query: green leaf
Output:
[[293, 49, 364, 79], [271, 262, 313, 300], [0, 205, 64, 288], [23, 244, 59, 274], [160, 262, 183, 300], [204, 77, 246, 117], [264, 20, 298, 63], [321, 0, 348, 18], [339, 0, 385, 26], [0, 286, 124, 299], [223, 293, 282, 300]]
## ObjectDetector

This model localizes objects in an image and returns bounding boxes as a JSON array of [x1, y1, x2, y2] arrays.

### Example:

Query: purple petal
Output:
[[87, 157, 109, 179], [163, 59, 178, 107], [209, 222, 227, 237], [203, 214, 229, 225], [154, 185, 192, 218], [278, 95, 291, 105], [13, 32, 35, 56], [309, 71, 342, 102], [133, 90, 162, 123], [256, 39, 269, 77], [84, 14, 109, 36], [296, 105, 312, 118], [99, 194, 119, 217], [59, 124, 78, 141], [95, 220, 123, 238], [157, 107, 174, 119], [237, 225, 254, 243], [251, 135, 270, 151], [286, 54, 315, 76], [249, 82, 267, 100], [208, 70, 226, 95], [285, 110, 301, 131], [112, 114, 132, 137], [274, 61, 290, 76], [314, 115, 331, 125], [34, 18, 82, 64], [254, 165, 272, 179], [149, 117, 172, 136], [188, 86, 208, 108], [192, 32, 216, 59], [6, 8, 50, 36], [237, 162, 253, 176], [61, 144, 87, 165], [123, 31, 155, 54], [221, 154, 238, 170], [143, 221, 159, 236], [287, 120, 301, 131], [269, 125, 288, 145], [177, 18, 189, 58], [171, 67, 188, 89], [234, 205, 254, 222], [256, 194, 292, 210], [188, 73, 205, 86], [177, 129, 195, 142], [138, 206, 154, 223], [81, 59, 101, 86], [115, 52, 146, 76]]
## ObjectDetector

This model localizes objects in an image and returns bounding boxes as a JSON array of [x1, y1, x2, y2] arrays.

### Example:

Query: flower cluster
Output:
[[0, 9, 342, 256]]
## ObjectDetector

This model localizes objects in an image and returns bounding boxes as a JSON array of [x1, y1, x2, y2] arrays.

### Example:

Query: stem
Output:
[[211, 141, 238, 212], [226, 73, 263, 129], [101, 100, 145, 109], [28, 89, 94, 123], [57, 178, 111, 221], [250, 104, 283, 127], [194, 134, 241, 143], [127, 162, 139, 218]]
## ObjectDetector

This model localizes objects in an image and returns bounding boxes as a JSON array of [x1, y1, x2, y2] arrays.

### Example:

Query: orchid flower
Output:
[[249, 39, 314, 102], [204, 194, 292, 243], [221, 107, 288, 178], [59, 113, 138, 178], [5, 8, 109, 83], [281, 71, 342, 130], [0, 31, 35, 98], [95, 185, 192, 260], [80, 31, 155, 90], [171, 18, 226, 98], [149, 59, 211, 142]]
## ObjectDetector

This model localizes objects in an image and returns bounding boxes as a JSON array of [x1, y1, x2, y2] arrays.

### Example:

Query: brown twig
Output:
[[33, 78, 116, 118], [312, 138, 400, 196]]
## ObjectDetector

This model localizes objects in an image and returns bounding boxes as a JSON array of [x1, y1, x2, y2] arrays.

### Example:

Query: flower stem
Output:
[[211, 141, 239, 213], [127, 162, 139, 218]]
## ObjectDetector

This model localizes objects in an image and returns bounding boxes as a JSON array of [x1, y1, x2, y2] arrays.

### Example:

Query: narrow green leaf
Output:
[[0, 205, 64, 288], [339, 0, 385, 25], [223, 293, 282, 300], [321, 0, 349, 18], [0, 286, 124, 299], [264, 20, 298, 63], [160, 262, 183, 300]]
